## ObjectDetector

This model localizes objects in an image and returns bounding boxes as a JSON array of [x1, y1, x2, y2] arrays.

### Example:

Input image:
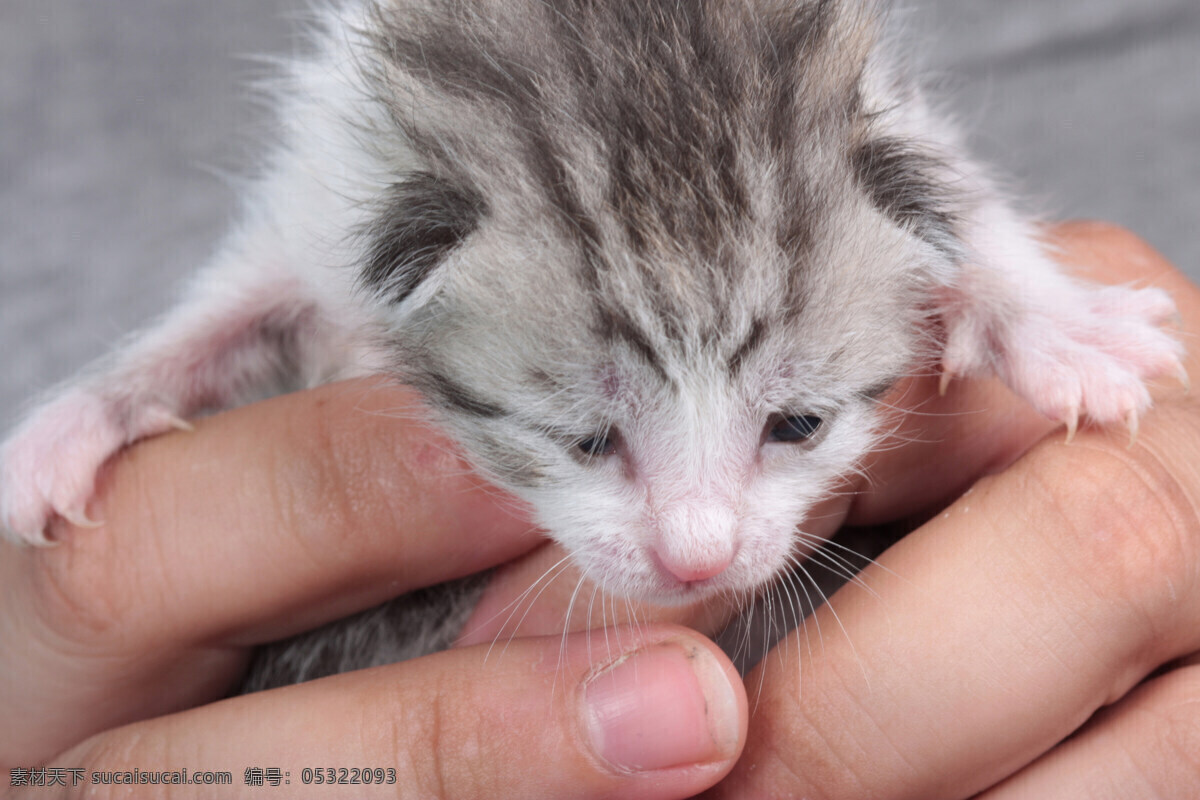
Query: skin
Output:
[[2, 222, 1198, 798]]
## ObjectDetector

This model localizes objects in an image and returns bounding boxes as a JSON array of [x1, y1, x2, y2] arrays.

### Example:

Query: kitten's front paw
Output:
[[1, 390, 190, 545], [944, 284, 1186, 439]]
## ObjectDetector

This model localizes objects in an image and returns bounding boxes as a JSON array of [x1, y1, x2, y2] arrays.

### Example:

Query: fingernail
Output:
[[583, 640, 739, 773]]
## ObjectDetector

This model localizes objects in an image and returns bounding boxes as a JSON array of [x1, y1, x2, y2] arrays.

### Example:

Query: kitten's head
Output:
[[357, 0, 962, 603]]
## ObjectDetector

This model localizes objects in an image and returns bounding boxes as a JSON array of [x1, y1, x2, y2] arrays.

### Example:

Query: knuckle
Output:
[[1023, 435, 1200, 634], [65, 725, 162, 800], [1133, 666, 1200, 791], [373, 667, 473, 800], [424, 684, 454, 800], [740, 674, 881, 799], [269, 402, 349, 554], [28, 537, 135, 644], [270, 391, 410, 564], [23, 446, 191, 647]]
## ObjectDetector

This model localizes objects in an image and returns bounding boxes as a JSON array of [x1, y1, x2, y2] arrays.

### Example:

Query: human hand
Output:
[[702, 222, 1200, 798], [6, 224, 1193, 798], [462, 222, 1200, 798], [0, 380, 747, 799]]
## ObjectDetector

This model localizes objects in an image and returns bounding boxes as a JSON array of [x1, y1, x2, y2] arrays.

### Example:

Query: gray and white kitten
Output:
[[1, 1, 1184, 685]]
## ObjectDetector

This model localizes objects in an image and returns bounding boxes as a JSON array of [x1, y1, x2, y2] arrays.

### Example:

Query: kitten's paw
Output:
[[0, 390, 190, 545], [944, 285, 1186, 438]]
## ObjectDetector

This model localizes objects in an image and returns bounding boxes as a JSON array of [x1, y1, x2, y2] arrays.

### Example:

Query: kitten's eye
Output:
[[577, 432, 617, 458], [766, 414, 823, 443]]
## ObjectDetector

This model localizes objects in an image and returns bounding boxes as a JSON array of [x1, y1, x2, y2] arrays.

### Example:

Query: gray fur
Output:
[[359, 0, 951, 493], [13, 0, 1171, 689], [241, 574, 488, 693], [248, 0, 960, 686], [361, 172, 487, 305]]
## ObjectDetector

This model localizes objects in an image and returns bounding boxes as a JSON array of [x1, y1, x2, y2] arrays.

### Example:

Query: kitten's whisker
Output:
[[499, 559, 575, 657], [481, 555, 573, 663], [796, 530, 907, 587], [794, 538, 880, 600], [783, 554, 823, 656], [791, 557, 870, 690], [554, 572, 590, 694]]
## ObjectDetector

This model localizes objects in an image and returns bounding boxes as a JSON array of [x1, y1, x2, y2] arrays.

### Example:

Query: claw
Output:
[[61, 509, 104, 530], [1064, 408, 1079, 444], [938, 369, 953, 397], [145, 407, 195, 433], [1127, 409, 1139, 449], [1177, 364, 1191, 395], [27, 532, 60, 548], [8, 526, 59, 548]]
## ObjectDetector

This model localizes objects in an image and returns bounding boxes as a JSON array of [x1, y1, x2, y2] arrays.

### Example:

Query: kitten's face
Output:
[[383, 195, 941, 604], [509, 358, 891, 605], [359, 0, 960, 602]]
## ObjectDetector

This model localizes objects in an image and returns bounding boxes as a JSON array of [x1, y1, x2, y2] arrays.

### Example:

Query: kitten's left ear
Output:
[[359, 171, 486, 309]]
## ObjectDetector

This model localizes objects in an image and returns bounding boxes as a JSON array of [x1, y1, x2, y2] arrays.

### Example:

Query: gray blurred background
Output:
[[2, 0, 1198, 425]]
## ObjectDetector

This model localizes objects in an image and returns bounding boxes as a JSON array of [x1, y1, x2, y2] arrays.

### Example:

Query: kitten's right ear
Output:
[[359, 171, 486, 308]]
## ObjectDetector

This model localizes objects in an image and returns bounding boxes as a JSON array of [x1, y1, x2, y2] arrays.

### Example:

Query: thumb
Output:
[[38, 626, 746, 800]]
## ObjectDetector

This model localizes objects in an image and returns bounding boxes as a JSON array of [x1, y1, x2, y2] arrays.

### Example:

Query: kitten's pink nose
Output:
[[655, 502, 738, 584], [656, 548, 735, 583]]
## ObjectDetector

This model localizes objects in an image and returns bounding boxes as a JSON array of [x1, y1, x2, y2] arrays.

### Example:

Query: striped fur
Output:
[[347, 0, 960, 602], [3, 1, 1181, 683]]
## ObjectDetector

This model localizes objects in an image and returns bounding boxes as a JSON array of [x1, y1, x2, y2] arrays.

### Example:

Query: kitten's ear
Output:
[[359, 172, 486, 308]]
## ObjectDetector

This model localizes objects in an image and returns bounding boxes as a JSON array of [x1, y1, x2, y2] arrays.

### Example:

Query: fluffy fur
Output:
[[0, 1, 1184, 680]]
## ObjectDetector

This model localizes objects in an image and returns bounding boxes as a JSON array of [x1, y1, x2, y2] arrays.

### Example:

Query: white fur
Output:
[[0, 1, 1184, 619]]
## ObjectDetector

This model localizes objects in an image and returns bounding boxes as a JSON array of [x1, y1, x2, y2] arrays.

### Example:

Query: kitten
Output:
[[1, 0, 1184, 682]]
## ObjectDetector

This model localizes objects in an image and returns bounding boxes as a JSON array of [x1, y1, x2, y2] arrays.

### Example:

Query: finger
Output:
[[707, 401, 1200, 799], [849, 222, 1196, 526], [1, 378, 536, 763], [978, 664, 1200, 799], [41, 628, 746, 800], [14, 377, 535, 649]]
